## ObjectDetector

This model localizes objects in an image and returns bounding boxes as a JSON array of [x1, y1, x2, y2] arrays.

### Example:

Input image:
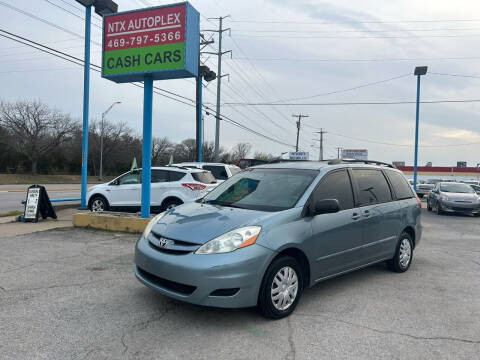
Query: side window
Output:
[[118, 171, 141, 185], [352, 169, 393, 206], [385, 170, 414, 199], [169, 171, 186, 182], [238, 160, 249, 168], [151, 170, 168, 183], [203, 165, 228, 180], [312, 169, 354, 210]]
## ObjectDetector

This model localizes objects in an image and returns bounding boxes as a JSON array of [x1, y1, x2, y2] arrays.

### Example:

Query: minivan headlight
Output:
[[195, 226, 261, 254], [143, 212, 166, 239]]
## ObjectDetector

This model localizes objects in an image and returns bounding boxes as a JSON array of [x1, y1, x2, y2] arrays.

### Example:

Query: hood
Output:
[[88, 182, 109, 191], [151, 202, 275, 244], [442, 192, 479, 201]]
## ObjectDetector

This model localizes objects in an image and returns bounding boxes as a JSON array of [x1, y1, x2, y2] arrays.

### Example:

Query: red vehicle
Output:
[[237, 158, 269, 169]]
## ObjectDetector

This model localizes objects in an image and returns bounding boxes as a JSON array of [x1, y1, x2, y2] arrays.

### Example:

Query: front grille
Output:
[[137, 267, 197, 295], [451, 207, 475, 212], [148, 231, 199, 255]]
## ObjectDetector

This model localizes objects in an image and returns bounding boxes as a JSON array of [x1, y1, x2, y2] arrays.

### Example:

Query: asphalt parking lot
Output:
[[1, 209, 479, 359]]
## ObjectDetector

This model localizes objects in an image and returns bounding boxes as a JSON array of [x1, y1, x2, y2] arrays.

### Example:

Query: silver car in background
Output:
[[427, 182, 480, 216]]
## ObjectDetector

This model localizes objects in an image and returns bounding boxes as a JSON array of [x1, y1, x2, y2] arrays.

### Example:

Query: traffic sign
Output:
[[102, 2, 199, 82]]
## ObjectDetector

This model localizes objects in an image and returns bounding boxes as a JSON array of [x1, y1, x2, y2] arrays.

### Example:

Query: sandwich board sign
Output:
[[23, 185, 57, 222], [101, 2, 200, 218], [102, 2, 199, 82]]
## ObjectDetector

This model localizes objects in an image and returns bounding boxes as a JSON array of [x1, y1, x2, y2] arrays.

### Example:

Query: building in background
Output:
[[457, 161, 467, 168], [393, 161, 405, 167], [341, 149, 368, 160]]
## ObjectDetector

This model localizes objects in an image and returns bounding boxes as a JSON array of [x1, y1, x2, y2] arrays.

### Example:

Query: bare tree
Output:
[[254, 151, 274, 160], [231, 142, 251, 162], [0, 100, 78, 174], [152, 137, 174, 165]]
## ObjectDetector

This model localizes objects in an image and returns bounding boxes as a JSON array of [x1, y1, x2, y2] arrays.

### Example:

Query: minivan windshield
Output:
[[440, 183, 475, 193], [202, 168, 318, 211]]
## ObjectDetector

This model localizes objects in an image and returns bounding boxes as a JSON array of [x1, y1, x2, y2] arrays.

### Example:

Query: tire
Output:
[[161, 198, 183, 211], [89, 195, 109, 212], [258, 256, 303, 319], [427, 200, 432, 211], [436, 202, 443, 215], [387, 232, 413, 273], [417, 194, 424, 198]]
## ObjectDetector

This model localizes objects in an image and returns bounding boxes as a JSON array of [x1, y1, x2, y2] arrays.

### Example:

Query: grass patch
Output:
[[0, 210, 23, 217], [0, 174, 113, 185]]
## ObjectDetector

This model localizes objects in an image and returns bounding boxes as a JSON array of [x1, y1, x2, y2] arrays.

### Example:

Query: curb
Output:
[[72, 212, 151, 233]]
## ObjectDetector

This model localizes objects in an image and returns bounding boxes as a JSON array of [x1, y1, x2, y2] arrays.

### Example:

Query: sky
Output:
[[1, 0, 480, 166]]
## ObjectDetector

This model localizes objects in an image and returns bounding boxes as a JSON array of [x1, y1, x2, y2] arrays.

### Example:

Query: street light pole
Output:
[[413, 66, 428, 191], [99, 101, 121, 181]]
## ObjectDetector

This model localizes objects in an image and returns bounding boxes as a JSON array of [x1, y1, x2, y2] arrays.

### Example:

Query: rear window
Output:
[[352, 169, 393, 206], [191, 171, 217, 184], [203, 165, 228, 180], [169, 171, 186, 182], [385, 170, 415, 199], [229, 166, 241, 176]]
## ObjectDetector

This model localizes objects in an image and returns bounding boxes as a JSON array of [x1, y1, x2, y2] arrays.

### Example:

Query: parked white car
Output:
[[173, 162, 241, 183], [87, 167, 217, 212]]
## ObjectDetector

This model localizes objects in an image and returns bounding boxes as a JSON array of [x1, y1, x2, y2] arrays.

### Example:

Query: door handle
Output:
[[363, 210, 371, 217], [351, 212, 360, 220]]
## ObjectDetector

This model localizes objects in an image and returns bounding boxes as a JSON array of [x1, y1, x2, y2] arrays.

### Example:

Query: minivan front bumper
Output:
[[134, 235, 275, 308]]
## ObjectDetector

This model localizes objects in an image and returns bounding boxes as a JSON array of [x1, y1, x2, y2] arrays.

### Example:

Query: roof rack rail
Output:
[[327, 158, 396, 168]]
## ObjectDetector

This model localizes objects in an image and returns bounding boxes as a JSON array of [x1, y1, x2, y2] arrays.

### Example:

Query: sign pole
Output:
[[80, 5, 91, 209], [196, 75, 202, 162], [413, 74, 421, 192], [141, 76, 153, 218]]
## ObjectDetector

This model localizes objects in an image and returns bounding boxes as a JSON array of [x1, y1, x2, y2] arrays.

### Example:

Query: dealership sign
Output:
[[289, 152, 309, 161], [341, 149, 368, 160], [102, 2, 199, 82]]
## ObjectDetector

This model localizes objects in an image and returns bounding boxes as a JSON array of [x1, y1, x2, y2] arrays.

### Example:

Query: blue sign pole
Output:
[[413, 74, 421, 191], [196, 75, 202, 162], [141, 76, 153, 218], [80, 5, 91, 209]]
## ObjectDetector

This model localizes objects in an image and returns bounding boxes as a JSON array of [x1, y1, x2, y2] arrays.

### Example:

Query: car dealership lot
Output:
[[1, 210, 479, 359]]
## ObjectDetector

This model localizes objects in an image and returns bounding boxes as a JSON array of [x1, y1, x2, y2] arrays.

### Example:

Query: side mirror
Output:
[[311, 199, 340, 216]]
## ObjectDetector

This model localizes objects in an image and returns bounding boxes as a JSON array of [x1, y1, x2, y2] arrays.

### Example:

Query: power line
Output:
[[429, 72, 480, 79], [0, 0, 102, 46], [42, 0, 103, 30], [228, 56, 480, 63], [245, 73, 411, 104], [328, 131, 480, 148], [224, 99, 480, 106], [231, 34, 480, 39], [228, 18, 480, 24], [230, 27, 480, 34]]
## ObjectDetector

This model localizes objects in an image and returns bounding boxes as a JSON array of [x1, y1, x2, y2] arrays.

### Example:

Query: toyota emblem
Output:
[[159, 238, 168, 247]]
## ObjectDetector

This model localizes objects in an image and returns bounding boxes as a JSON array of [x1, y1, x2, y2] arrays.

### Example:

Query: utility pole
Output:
[[99, 101, 121, 181], [312, 129, 327, 161], [292, 114, 309, 152], [203, 16, 231, 161]]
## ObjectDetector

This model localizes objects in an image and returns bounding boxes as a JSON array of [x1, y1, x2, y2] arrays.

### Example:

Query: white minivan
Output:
[[87, 167, 217, 213]]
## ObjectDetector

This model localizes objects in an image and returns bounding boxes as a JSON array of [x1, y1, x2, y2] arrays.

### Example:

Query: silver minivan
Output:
[[135, 160, 422, 318]]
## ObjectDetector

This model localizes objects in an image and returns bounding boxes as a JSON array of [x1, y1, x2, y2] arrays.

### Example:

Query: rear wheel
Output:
[[258, 256, 303, 319], [89, 196, 108, 212], [387, 232, 413, 273], [417, 194, 424, 198], [427, 200, 432, 211], [161, 198, 183, 211]]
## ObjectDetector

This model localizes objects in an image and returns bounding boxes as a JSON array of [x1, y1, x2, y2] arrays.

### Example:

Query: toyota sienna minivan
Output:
[[135, 160, 422, 318]]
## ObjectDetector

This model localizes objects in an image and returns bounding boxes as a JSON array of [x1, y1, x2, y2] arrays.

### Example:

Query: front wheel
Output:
[[427, 200, 432, 211], [387, 232, 413, 273], [436, 202, 443, 215], [89, 196, 108, 212], [258, 256, 303, 319]]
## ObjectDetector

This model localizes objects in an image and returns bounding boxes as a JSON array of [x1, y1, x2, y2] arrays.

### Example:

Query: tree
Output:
[[231, 142, 251, 162], [254, 151, 274, 160], [0, 100, 78, 174], [152, 137, 174, 165]]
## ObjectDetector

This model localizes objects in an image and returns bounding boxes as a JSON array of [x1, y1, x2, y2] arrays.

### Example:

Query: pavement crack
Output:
[[285, 316, 296, 360], [295, 313, 480, 344], [120, 332, 128, 355], [3, 277, 130, 292]]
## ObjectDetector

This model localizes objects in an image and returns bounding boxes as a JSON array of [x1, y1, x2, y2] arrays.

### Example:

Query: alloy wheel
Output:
[[271, 266, 298, 311], [91, 199, 105, 212], [399, 238, 412, 268]]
